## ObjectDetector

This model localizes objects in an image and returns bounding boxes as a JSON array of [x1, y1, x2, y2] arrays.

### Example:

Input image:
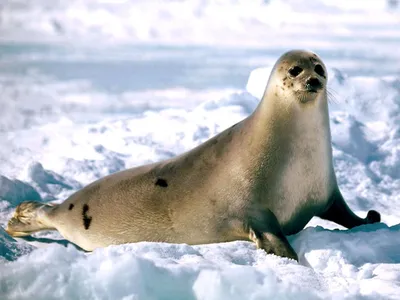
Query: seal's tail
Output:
[[6, 201, 56, 237]]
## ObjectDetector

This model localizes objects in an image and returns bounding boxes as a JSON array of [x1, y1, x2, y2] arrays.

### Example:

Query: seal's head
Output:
[[267, 50, 328, 105]]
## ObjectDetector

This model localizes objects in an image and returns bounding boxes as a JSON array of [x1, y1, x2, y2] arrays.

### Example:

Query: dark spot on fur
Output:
[[68, 204, 74, 210], [82, 204, 92, 230], [290, 83, 294, 87], [155, 178, 168, 187], [283, 82, 286, 86]]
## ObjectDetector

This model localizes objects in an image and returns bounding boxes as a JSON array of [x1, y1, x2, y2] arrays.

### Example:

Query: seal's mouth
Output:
[[297, 88, 324, 104], [307, 87, 319, 93], [293, 77, 325, 103]]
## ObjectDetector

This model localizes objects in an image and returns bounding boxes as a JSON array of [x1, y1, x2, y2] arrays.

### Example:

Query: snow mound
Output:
[[0, 176, 41, 206], [1, 225, 399, 299]]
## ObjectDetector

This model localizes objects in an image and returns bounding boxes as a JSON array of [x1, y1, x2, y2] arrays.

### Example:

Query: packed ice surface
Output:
[[1, 0, 400, 299]]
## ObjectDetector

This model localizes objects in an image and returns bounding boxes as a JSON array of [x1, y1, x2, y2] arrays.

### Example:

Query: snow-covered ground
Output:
[[1, 0, 400, 299]]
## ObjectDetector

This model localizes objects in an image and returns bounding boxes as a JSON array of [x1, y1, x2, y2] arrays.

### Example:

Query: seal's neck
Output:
[[250, 89, 332, 157]]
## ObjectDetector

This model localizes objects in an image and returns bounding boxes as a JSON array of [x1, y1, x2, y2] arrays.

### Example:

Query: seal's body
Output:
[[6, 50, 380, 260]]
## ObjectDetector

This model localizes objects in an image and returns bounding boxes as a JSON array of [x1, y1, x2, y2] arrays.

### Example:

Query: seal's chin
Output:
[[297, 89, 323, 104]]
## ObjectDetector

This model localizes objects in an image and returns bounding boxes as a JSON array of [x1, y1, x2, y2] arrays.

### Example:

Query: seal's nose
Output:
[[305, 77, 322, 92]]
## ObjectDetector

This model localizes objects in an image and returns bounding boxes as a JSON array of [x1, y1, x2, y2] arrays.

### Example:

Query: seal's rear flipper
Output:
[[318, 187, 381, 229], [6, 201, 56, 237]]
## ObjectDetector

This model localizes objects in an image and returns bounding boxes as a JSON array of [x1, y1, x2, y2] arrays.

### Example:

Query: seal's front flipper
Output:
[[6, 201, 56, 237], [318, 187, 381, 229], [248, 209, 298, 261]]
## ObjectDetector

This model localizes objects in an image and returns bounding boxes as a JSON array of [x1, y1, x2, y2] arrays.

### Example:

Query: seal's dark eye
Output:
[[314, 64, 325, 78], [288, 66, 303, 77]]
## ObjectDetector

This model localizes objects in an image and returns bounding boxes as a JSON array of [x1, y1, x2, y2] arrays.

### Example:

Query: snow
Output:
[[1, 226, 399, 299], [1, 0, 400, 50], [1, 0, 400, 299]]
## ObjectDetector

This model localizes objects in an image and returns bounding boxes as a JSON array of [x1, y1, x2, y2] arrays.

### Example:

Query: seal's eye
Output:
[[314, 64, 325, 78], [288, 66, 303, 77]]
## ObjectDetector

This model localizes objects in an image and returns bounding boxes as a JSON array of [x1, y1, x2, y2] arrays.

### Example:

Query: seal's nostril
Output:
[[306, 78, 321, 90], [305, 77, 322, 93]]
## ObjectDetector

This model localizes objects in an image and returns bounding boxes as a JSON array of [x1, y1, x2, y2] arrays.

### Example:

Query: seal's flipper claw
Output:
[[248, 209, 298, 261], [6, 201, 55, 237]]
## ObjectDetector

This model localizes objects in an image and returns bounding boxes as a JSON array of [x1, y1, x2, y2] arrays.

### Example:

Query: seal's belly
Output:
[[278, 199, 322, 235], [272, 150, 332, 235], [276, 183, 331, 235]]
